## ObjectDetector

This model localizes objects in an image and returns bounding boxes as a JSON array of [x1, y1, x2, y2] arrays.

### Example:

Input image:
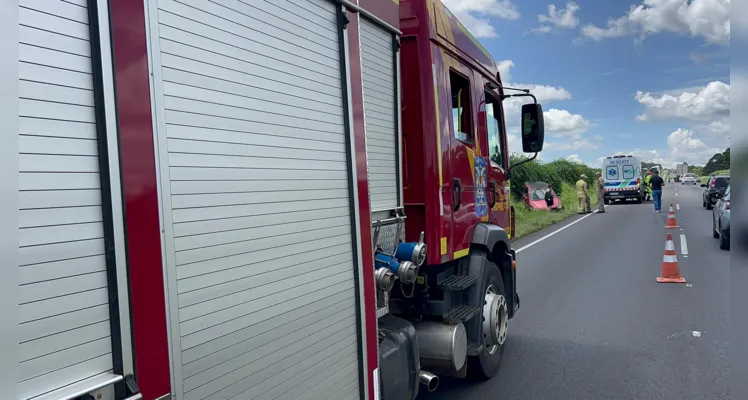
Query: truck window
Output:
[[450, 70, 473, 143], [485, 91, 505, 168], [622, 165, 635, 179]]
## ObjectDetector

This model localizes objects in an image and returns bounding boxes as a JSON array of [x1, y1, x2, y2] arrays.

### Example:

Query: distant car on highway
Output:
[[681, 173, 698, 185], [712, 184, 730, 250], [702, 175, 730, 210]]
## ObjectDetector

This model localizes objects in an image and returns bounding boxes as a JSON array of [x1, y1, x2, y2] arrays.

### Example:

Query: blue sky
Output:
[[442, 0, 731, 168]]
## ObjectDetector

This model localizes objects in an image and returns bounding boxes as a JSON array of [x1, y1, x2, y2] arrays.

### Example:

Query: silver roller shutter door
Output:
[[16, 0, 114, 398], [360, 18, 399, 212], [147, 0, 362, 399]]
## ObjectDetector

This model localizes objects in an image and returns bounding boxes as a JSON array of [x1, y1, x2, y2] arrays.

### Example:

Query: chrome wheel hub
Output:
[[482, 284, 508, 354]]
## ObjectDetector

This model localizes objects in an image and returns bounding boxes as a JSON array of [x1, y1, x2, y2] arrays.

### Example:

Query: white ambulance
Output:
[[602, 155, 644, 204]]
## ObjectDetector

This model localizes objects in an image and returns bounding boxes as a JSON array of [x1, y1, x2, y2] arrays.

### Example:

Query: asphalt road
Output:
[[421, 183, 730, 400]]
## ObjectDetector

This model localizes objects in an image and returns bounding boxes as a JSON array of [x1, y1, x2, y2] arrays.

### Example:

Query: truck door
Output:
[[446, 61, 480, 257], [482, 89, 510, 233]]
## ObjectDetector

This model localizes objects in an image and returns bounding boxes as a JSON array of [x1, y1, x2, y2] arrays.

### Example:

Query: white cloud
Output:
[[498, 60, 595, 153], [496, 59, 514, 82], [442, 0, 520, 38], [543, 108, 591, 138], [634, 81, 730, 123], [695, 120, 730, 137], [566, 154, 584, 163], [666, 128, 723, 164], [579, 0, 730, 46], [543, 137, 600, 151], [614, 128, 724, 168], [534, 1, 580, 33]]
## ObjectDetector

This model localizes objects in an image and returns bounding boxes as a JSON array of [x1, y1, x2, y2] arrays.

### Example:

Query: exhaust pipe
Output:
[[419, 371, 439, 392]]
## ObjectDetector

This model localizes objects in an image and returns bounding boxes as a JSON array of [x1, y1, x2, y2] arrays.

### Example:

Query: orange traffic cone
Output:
[[657, 233, 686, 283], [665, 204, 680, 229]]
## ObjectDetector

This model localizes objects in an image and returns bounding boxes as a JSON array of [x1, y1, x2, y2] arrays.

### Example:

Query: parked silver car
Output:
[[712, 184, 730, 250]]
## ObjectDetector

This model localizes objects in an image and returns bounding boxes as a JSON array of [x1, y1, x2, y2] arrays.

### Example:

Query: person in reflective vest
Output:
[[576, 174, 590, 214], [644, 170, 653, 201]]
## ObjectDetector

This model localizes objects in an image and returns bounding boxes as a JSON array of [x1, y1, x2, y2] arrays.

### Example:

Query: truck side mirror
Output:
[[521, 103, 544, 153]]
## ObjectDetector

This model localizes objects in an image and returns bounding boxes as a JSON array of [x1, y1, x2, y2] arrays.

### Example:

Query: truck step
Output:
[[443, 305, 480, 324], [467, 343, 484, 356], [437, 275, 478, 291]]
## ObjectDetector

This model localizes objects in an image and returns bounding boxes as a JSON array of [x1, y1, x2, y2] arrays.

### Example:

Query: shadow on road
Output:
[[419, 333, 715, 400]]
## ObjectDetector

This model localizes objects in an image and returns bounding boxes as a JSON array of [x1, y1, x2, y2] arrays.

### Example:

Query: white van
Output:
[[602, 155, 644, 204]]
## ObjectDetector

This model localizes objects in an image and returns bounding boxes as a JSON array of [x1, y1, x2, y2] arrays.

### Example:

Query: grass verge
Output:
[[512, 182, 599, 239]]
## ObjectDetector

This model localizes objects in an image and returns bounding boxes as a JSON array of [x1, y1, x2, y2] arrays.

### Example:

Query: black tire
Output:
[[604, 198, 610, 205], [719, 223, 730, 250], [703, 198, 707, 207], [636, 196, 643, 204], [468, 261, 506, 380], [706, 202, 713, 210]]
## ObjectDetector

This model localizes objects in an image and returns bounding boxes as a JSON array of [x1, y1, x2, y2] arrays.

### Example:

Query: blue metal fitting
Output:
[[375, 252, 419, 284], [395, 232, 427, 266]]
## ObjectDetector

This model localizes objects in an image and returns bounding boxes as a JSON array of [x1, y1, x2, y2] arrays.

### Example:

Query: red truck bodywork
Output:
[[108, 1, 400, 398], [399, 0, 512, 263], [96, 0, 524, 398]]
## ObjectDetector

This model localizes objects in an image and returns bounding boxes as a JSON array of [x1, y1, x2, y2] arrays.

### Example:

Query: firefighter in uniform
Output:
[[576, 174, 590, 214], [644, 171, 653, 201], [596, 171, 605, 213]]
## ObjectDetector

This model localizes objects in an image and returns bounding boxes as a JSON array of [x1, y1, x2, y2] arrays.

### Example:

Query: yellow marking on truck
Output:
[[440, 237, 447, 255], [481, 215, 489, 222], [453, 248, 469, 259], [416, 275, 425, 284], [466, 147, 475, 182]]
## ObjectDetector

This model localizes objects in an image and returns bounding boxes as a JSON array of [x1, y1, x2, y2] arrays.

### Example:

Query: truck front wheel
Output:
[[468, 263, 507, 380]]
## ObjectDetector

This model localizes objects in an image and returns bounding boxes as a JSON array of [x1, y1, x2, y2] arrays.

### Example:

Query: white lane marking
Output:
[[515, 206, 608, 254], [676, 204, 680, 210], [676, 193, 679, 196], [692, 331, 702, 338], [686, 283, 693, 288], [680, 234, 688, 257]]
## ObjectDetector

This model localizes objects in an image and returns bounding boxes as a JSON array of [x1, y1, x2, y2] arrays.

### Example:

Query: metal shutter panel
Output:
[[360, 18, 399, 212], [16, 0, 114, 398], [147, 1, 362, 399]]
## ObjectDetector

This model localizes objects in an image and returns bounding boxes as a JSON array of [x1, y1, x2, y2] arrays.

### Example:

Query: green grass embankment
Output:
[[700, 169, 730, 184], [511, 182, 599, 239], [508, 157, 601, 240]]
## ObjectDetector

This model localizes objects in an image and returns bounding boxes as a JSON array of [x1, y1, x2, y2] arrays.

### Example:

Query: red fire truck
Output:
[[1, 0, 543, 399]]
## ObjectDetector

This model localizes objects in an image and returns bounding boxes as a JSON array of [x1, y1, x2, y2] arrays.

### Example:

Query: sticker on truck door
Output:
[[474, 156, 488, 217]]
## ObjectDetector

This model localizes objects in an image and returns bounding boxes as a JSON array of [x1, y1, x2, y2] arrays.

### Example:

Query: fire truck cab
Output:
[[0, 0, 543, 399], [372, 1, 545, 399]]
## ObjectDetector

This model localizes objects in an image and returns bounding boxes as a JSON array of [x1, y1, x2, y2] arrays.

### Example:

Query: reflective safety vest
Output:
[[575, 179, 588, 197]]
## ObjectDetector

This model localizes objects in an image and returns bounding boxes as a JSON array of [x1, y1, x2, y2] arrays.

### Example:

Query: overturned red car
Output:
[[522, 182, 562, 210]]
